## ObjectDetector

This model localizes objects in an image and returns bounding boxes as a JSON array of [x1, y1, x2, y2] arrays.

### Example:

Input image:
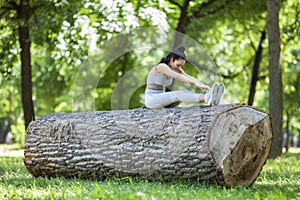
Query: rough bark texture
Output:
[[267, 0, 283, 158], [24, 104, 273, 187]]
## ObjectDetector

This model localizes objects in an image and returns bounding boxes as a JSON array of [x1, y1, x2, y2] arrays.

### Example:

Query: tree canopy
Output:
[[0, 0, 299, 157]]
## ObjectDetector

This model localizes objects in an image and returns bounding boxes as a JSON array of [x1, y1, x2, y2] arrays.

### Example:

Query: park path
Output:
[[0, 145, 24, 157]]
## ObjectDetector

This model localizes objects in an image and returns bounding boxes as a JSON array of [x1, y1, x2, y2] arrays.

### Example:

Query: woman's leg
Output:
[[145, 90, 203, 109]]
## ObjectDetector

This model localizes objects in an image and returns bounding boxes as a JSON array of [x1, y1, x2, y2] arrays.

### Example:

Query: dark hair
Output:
[[159, 45, 186, 64]]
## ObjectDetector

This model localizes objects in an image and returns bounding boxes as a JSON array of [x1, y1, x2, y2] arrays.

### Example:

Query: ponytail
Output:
[[159, 55, 172, 64]]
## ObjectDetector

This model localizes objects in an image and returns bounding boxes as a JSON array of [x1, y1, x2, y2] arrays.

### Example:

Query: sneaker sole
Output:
[[212, 83, 224, 105], [210, 84, 219, 106]]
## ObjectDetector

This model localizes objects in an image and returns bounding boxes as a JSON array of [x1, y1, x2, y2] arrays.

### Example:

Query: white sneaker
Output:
[[212, 83, 224, 106], [204, 89, 212, 105], [209, 84, 219, 106], [205, 84, 218, 106]]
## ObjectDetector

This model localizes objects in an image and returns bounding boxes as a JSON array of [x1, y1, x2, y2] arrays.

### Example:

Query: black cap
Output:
[[172, 45, 186, 60]]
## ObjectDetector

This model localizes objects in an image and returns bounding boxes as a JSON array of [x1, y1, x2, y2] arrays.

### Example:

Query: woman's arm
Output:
[[176, 68, 210, 90], [156, 64, 210, 90]]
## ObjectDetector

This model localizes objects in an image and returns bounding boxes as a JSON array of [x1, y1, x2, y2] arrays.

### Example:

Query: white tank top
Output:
[[147, 71, 173, 90]]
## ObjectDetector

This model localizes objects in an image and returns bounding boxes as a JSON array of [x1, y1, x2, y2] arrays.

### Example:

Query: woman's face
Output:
[[169, 58, 185, 70]]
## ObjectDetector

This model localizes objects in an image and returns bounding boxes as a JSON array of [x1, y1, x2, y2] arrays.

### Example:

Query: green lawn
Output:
[[0, 148, 299, 200]]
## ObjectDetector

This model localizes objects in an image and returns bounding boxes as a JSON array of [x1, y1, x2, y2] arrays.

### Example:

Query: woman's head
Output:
[[159, 45, 186, 67]]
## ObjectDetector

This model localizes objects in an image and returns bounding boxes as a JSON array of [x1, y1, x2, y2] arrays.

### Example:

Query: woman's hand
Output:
[[195, 82, 210, 90]]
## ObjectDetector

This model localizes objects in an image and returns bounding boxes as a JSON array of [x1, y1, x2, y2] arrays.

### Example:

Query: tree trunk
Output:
[[24, 104, 273, 187], [174, 0, 190, 47], [248, 30, 266, 106], [0, 119, 11, 144], [284, 112, 290, 152], [267, 0, 283, 158], [18, 0, 35, 128]]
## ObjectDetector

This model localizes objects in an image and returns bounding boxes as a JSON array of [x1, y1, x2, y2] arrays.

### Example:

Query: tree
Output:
[[0, 0, 88, 128], [280, 0, 300, 151], [282, 48, 300, 151], [0, 118, 11, 144], [0, 0, 34, 128], [267, 0, 283, 158], [248, 30, 267, 106], [18, 0, 35, 128]]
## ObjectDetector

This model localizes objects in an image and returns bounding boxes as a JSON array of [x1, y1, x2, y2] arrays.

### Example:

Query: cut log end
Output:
[[208, 106, 273, 188]]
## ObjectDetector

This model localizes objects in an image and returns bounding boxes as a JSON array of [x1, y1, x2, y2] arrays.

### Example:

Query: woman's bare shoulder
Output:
[[156, 63, 170, 71], [150, 63, 168, 74]]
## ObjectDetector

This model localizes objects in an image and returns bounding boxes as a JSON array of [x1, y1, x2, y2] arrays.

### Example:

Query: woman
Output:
[[145, 46, 224, 109]]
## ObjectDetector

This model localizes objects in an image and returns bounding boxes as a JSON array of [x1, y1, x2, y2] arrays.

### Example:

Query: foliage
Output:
[[0, 0, 300, 145], [0, 0, 92, 137], [281, 0, 300, 136], [187, 0, 268, 106], [0, 148, 299, 199]]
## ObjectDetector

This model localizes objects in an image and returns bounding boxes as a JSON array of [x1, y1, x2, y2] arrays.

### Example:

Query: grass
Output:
[[0, 148, 299, 200]]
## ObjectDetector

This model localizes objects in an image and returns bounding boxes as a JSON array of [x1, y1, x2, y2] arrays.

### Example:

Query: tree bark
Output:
[[18, 0, 35, 128], [267, 0, 283, 158], [24, 104, 273, 187]]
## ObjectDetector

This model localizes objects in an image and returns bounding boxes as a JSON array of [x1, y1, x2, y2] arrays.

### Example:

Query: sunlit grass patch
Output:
[[0, 148, 299, 200]]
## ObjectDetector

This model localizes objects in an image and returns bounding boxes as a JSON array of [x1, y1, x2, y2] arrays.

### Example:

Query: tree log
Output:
[[24, 104, 273, 187]]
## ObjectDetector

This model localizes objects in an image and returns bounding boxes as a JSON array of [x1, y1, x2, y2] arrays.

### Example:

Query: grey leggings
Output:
[[145, 89, 203, 109]]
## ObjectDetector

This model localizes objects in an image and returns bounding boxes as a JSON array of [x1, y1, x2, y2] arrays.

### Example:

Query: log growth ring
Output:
[[208, 105, 273, 187]]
